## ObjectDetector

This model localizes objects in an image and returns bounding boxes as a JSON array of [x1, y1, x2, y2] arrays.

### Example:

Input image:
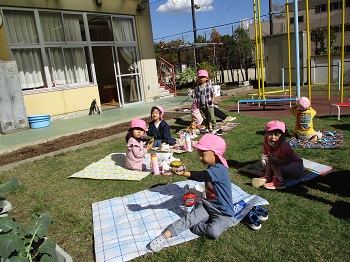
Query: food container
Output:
[[170, 161, 186, 172]]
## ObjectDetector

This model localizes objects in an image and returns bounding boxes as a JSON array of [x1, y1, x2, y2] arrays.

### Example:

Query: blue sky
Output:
[[150, 0, 286, 43]]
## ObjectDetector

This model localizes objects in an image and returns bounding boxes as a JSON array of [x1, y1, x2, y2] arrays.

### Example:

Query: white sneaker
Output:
[[148, 234, 167, 252], [224, 116, 236, 122]]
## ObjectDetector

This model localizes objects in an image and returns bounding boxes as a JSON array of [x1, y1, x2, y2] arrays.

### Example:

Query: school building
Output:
[[0, 0, 161, 123]]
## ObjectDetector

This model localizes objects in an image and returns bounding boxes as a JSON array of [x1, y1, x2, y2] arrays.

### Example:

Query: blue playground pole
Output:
[[338, 61, 341, 91], [281, 68, 285, 90], [294, 0, 300, 98]]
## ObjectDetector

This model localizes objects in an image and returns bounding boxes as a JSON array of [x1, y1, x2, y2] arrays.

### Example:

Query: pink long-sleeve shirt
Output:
[[126, 137, 148, 170]]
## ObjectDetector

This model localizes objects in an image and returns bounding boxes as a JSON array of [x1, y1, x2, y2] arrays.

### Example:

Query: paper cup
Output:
[[194, 184, 206, 199]]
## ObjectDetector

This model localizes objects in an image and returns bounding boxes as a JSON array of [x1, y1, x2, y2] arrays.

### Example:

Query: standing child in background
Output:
[[147, 106, 176, 147], [125, 119, 153, 171], [148, 134, 235, 252], [194, 70, 217, 131], [189, 89, 235, 125], [290, 96, 322, 142], [252, 120, 304, 190]]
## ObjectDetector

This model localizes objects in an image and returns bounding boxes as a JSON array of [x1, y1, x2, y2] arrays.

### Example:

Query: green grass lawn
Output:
[[1, 93, 349, 262]]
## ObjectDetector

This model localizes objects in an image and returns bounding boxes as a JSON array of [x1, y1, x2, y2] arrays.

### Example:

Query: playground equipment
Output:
[[237, 0, 296, 113], [329, 101, 350, 120], [328, 0, 350, 120], [237, 97, 297, 113], [240, 0, 349, 116]]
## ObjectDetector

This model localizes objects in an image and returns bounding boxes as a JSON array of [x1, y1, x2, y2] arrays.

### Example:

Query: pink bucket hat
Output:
[[130, 119, 147, 131], [198, 69, 209, 78], [296, 96, 310, 110], [194, 134, 228, 168], [266, 120, 286, 133], [151, 106, 164, 119]]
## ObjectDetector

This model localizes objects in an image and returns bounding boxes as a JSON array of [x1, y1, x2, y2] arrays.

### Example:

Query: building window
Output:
[[330, 1, 340, 11], [315, 4, 327, 13], [290, 15, 304, 24], [3, 8, 138, 91], [315, 1, 350, 13]]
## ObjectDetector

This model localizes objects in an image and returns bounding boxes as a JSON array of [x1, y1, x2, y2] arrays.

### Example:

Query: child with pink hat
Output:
[[290, 96, 322, 142], [148, 134, 235, 252], [147, 105, 176, 147], [252, 120, 304, 190], [125, 119, 153, 171], [193, 69, 217, 132]]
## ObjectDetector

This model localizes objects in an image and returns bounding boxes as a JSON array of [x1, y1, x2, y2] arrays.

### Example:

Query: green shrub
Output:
[[176, 67, 196, 87]]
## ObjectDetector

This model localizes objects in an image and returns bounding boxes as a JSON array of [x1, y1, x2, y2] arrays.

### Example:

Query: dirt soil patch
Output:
[[0, 113, 186, 167]]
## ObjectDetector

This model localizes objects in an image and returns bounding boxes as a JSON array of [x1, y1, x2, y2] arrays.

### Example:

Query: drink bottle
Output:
[[151, 153, 160, 175]]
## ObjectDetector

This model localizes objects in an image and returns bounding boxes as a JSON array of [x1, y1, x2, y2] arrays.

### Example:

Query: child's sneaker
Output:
[[252, 176, 271, 188], [224, 116, 236, 122], [264, 176, 286, 190], [148, 233, 167, 252], [252, 205, 268, 221], [242, 210, 262, 230]]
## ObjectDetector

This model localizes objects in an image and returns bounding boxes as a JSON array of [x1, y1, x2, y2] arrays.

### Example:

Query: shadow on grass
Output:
[[238, 165, 350, 219], [173, 117, 191, 127], [228, 159, 257, 169], [330, 123, 350, 131], [284, 170, 350, 219]]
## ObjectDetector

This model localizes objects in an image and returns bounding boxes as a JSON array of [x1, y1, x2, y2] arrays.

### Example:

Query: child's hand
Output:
[[146, 141, 153, 150], [172, 169, 186, 176]]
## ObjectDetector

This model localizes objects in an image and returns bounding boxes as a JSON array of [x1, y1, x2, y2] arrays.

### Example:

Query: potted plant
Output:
[[0, 179, 72, 262]]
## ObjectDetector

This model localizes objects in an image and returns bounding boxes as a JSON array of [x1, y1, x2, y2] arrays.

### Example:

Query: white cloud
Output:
[[157, 0, 214, 14]]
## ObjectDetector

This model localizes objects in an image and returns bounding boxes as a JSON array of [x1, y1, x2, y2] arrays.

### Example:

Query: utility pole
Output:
[[269, 0, 273, 35], [191, 0, 198, 66]]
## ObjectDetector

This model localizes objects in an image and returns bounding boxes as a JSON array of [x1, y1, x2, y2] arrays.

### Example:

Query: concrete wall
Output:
[[311, 54, 350, 84]]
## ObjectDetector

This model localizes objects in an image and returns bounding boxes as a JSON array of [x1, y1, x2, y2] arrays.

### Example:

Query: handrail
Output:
[[156, 56, 176, 95]]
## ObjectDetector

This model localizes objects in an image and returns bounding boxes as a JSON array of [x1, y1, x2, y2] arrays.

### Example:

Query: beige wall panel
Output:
[[23, 85, 99, 116], [62, 86, 100, 112], [0, 27, 10, 61], [23, 91, 66, 116]]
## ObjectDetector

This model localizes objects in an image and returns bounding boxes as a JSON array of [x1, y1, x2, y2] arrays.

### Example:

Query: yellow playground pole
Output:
[[327, 0, 331, 100], [341, 0, 345, 103], [286, 0, 292, 97], [257, 0, 265, 99], [305, 0, 311, 102], [253, 0, 261, 97]]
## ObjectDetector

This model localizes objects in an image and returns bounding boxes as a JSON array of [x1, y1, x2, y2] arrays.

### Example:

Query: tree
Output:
[[311, 28, 326, 55], [272, 2, 286, 19], [222, 34, 235, 81], [227, 27, 253, 81], [328, 29, 337, 54], [209, 28, 222, 67], [210, 28, 222, 43]]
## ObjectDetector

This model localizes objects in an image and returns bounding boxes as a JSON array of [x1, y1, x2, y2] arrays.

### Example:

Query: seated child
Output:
[[290, 96, 322, 142], [148, 134, 235, 252], [147, 106, 176, 147], [191, 98, 203, 126], [125, 119, 153, 171], [252, 120, 304, 190]]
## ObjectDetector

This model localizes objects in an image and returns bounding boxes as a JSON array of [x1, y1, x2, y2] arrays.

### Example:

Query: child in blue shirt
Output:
[[148, 134, 234, 252]]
